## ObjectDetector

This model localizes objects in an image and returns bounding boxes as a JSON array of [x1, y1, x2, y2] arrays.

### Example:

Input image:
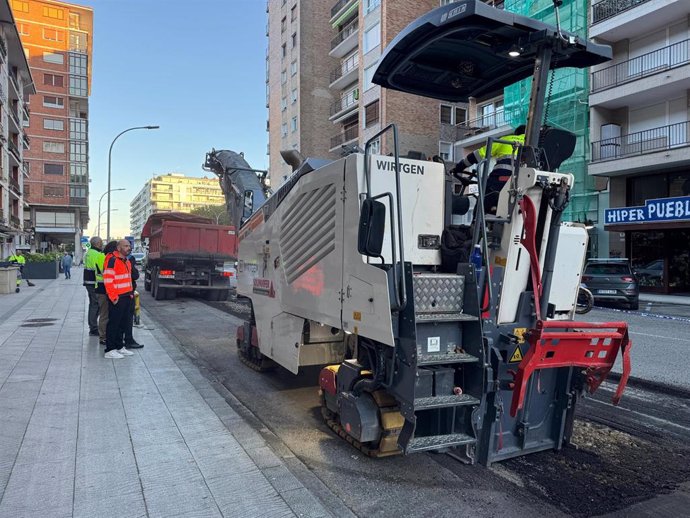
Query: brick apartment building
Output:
[[11, 0, 92, 257], [266, 0, 445, 186], [0, 0, 34, 259]]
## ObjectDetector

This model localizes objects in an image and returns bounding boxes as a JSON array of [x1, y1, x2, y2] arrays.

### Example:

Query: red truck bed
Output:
[[142, 213, 237, 261]]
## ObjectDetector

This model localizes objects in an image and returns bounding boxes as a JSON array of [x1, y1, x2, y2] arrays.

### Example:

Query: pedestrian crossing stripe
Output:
[[509, 345, 523, 363]]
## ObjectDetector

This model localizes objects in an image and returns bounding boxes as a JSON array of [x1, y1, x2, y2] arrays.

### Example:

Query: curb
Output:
[[607, 371, 690, 399]]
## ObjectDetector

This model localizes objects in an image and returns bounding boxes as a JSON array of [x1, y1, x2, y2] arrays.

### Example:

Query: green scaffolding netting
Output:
[[503, 0, 597, 223]]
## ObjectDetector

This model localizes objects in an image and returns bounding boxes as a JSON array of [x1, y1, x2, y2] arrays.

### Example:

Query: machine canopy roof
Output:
[[373, 0, 611, 102]]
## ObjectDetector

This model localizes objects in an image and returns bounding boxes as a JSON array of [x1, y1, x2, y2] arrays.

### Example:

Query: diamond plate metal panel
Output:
[[413, 274, 465, 314]]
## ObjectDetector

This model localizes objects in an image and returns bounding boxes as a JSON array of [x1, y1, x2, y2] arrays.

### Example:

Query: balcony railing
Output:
[[7, 106, 20, 128], [331, 0, 353, 18], [330, 54, 359, 83], [330, 125, 359, 149], [330, 91, 358, 116], [457, 110, 509, 135], [592, 39, 690, 92], [592, 0, 652, 24], [591, 121, 690, 162], [331, 18, 358, 50], [7, 140, 20, 160], [10, 215, 20, 227], [9, 176, 20, 194]]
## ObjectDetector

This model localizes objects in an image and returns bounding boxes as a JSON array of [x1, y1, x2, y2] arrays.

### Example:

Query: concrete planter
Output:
[[23, 261, 59, 279]]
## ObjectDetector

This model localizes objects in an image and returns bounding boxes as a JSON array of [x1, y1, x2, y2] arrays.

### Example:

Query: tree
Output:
[[190, 204, 232, 225]]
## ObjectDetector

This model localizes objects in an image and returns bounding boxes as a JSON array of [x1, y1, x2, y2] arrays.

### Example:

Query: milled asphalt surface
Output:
[[0, 270, 338, 518]]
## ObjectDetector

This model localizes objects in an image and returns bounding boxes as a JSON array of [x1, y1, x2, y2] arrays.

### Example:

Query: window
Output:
[[70, 163, 87, 183], [365, 100, 380, 127], [281, 43, 286, 59], [70, 75, 88, 97], [439, 142, 453, 161], [43, 118, 64, 131], [70, 141, 87, 162], [69, 12, 81, 29], [43, 6, 64, 19], [11, 0, 28, 13], [43, 96, 64, 109], [44, 185, 65, 197], [44, 163, 64, 175], [440, 104, 467, 125], [364, 65, 377, 91], [369, 138, 381, 155], [69, 32, 87, 52], [281, 96, 287, 111], [281, 16, 287, 33], [18, 23, 29, 36], [281, 123, 288, 137], [290, 60, 297, 76], [478, 99, 504, 127], [363, 23, 381, 53], [291, 32, 297, 48], [44, 73, 64, 87], [281, 69, 287, 84], [70, 186, 86, 198], [290, 116, 297, 132], [43, 52, 64, 64], [70, 118, 87, 140], [291, 88, 297, 104], [290, 5, 296, 21], [69, 53, 87, 76], [43, 141, 65, 154], [365, 0, 381, 13], [42, 28, 64, 42], [440, 105, 452, 124]]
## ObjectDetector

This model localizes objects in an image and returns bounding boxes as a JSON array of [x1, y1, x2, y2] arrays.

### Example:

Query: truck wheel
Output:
[[144, 272, 151, 292]]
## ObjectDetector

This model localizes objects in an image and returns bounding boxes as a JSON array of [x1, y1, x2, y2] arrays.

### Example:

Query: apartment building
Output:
[[11, 0, 92, 257], [0, 0, 35, 259], [266, 0, 445, 186], [588, 0, 690, 293], [129, 173, 226, 240]]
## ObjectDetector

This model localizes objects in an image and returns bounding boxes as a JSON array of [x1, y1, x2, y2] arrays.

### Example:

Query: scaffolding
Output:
[[503, 0, 597, 224]]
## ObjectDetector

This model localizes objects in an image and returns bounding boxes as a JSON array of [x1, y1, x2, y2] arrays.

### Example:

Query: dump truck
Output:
[[214, 0, 632, 465], [141, 212, 236, 301]]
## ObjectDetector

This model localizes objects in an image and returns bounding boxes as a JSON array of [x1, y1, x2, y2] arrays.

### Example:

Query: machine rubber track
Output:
[[319, 394, 402, 458], [237, 347, 276, 372]]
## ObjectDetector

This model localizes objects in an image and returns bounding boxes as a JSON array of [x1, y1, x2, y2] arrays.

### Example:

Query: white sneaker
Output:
[[104, 350, 124, 359], [118, 347, 134, 356]]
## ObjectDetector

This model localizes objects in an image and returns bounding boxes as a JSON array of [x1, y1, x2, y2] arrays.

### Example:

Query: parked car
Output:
[[582, 258, 639, 310], [634, 259, 663, 287], [131, 251, 146, 267], [219, 261, 237, 290]]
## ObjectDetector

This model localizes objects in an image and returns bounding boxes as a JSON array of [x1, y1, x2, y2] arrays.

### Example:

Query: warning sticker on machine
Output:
[[428, 336, 441, 353], [509, 345, 523, 363]]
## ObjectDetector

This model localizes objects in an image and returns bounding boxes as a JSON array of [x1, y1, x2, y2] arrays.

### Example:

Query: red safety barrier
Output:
[[510, 319, 632, 417]]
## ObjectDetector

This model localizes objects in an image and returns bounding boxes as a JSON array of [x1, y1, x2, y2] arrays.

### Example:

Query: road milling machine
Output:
[[219, 1, 633, 465]]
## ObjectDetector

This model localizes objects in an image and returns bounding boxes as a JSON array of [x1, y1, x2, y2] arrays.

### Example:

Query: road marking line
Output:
[[629, 331, 690, 341]]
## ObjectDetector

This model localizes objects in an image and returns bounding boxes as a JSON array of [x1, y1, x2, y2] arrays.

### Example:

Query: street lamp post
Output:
[[97, 188, 125, 239], [97, 209, 118, 237], [107, 125, 159, 241]]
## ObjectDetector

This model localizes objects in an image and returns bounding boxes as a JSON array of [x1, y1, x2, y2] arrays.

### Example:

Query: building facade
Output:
[[11, 0, 92, 258], [266, 0, 444, 187], [0, 0, 34, 259], [129, 173, 226, 240], [588, 0, 690, 293]]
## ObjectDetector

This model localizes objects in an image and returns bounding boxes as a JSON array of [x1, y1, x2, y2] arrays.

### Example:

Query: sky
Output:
[[79, 0, 267, 238]]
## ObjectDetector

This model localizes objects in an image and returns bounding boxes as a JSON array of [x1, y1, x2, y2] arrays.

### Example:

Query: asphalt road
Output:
[[579, 305, 690, 389], [140, 291, 690, 517]]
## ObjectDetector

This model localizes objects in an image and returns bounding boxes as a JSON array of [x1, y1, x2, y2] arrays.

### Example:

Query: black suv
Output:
[[582, 258, 639, 310]]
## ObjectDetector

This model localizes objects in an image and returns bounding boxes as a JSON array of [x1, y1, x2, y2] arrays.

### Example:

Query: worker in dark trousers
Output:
[[102, 239, 135, 359], [453, 125, 525, 214], [83, 237, 104, 336], [122, 253, 143, 348]]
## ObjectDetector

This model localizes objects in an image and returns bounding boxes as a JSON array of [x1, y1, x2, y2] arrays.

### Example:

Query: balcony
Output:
[[592, 0, 651, 24], [329, 90, 358, 121], [8, 73, 20, 101], [590, 0, 687, 41], [592, 39, 690, 93], [10, 214, 20, 227], [589, 121, 690, 176], [329, 125, 359, 150], [330, 0, 357, 21], [7, 105, 20, 131], [330, 18, 358, 58], [329, 54, 359, 90], [70, 197, 88, 207], [7, 139, 20, 163], [453, 110, 511, 147], [9, 176, 21, 195], [0, 38, 6, 61]]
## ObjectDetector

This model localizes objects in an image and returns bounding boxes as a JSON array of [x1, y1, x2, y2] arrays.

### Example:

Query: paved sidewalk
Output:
[[0, 273, 333, 518]]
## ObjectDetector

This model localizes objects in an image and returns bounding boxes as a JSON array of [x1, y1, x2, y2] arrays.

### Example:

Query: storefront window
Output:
[[668, 171, 690, 198], [630, 231, 664, 290], [628, 175, 666, 206], [667, 229, 690, 293]]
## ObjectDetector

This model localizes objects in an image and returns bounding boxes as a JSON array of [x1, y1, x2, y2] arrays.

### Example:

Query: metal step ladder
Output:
[[405, 272, 482, 453]]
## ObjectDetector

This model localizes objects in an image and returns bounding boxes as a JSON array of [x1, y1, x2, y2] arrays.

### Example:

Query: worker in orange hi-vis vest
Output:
[[102, 239, 135, 359]]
